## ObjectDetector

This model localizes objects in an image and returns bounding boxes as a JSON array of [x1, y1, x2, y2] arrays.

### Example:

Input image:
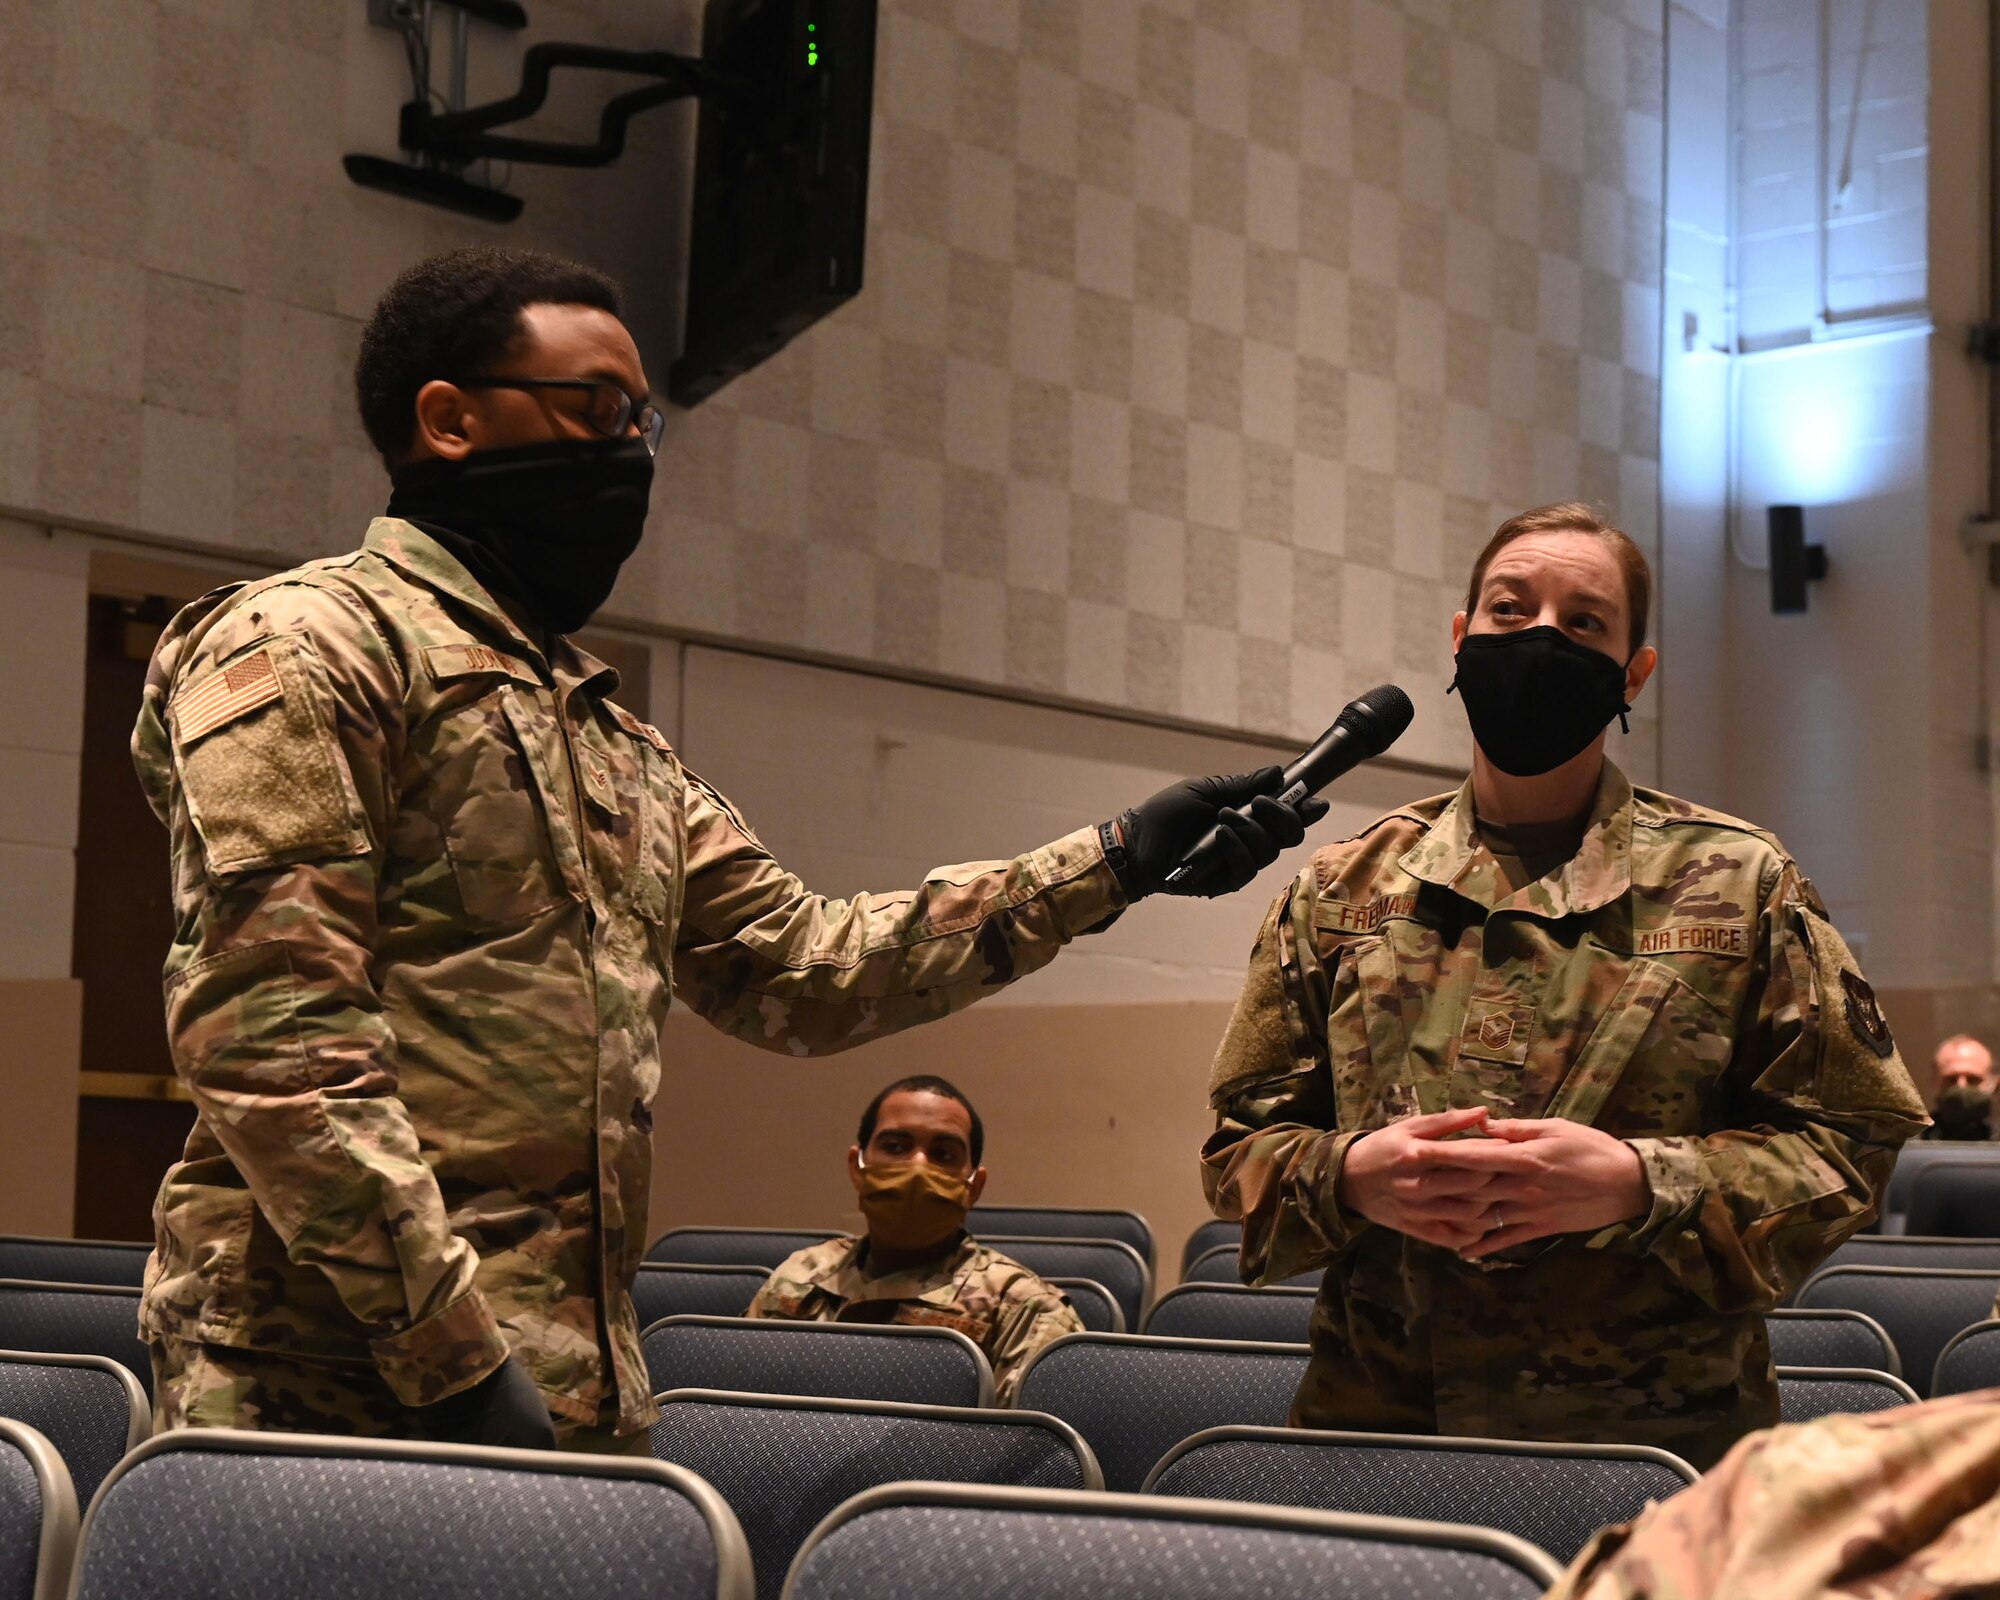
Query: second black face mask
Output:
[[1450, 626, 1632, 777], [386, 436, 655, 636]]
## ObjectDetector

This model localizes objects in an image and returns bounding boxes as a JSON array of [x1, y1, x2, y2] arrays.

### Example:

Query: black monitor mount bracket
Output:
[[344, 0, 741, 223]]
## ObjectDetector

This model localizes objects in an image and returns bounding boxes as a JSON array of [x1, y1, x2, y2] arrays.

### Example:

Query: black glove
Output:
[[417, 1358, 558, 1451], [1107, 766, 1329, 901]]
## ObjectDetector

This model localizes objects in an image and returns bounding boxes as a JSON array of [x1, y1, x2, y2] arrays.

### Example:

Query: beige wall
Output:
[[0, 0, 1669, 774], [0, 980, 79, 1237], [636, 0, 1669, 774]]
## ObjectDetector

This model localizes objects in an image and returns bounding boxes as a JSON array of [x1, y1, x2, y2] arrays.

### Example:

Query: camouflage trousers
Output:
[[148, 1338, 650, 1458]]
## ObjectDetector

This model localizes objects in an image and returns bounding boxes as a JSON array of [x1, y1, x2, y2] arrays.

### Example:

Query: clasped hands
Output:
[[1335, 1106, 1650, 1260]]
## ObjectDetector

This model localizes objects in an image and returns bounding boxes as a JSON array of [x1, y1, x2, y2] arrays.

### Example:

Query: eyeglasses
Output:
[[457, 377, 667, 456]]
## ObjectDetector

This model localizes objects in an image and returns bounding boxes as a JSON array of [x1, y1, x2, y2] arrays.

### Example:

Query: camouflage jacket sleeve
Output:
[[671, 774, 1125, 1054], [135, 582, 509, 1406], [1615, 862, 1929, 1312], [1198, 875, 1368, 1285], [988, 1285, 1086, 1407], [1546, 1389, 2000, 1600]]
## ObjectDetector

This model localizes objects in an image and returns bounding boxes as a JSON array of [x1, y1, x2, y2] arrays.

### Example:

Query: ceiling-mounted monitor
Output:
[[668, 0, 879, 406]]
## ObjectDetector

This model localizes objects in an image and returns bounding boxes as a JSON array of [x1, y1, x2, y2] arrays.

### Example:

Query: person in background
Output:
[[1925, 1034, 1996, 1141], [748, 1076, 1081, 1404], [1935, 1034, 1995, 1094], [1202, 502, 1928, 1471], [134, 246, 1323, 1456]]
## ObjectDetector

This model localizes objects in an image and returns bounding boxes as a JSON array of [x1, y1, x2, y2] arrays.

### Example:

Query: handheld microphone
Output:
[[1162, 683, 1416, 890]]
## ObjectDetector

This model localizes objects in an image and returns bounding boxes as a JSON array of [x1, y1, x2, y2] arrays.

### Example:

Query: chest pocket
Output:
[[418, 657, 585, 927], [1547, 957, 1735, 1135]]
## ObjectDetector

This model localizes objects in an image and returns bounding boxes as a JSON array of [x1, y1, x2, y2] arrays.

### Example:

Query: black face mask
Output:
[[1931, 1084, 1994, 1142], [1449, 626, 1633, 777], [386, 436, 655, 636]]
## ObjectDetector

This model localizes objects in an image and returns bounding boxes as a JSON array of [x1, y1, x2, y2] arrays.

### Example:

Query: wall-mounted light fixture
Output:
[[1767, 504, 1828, 615]]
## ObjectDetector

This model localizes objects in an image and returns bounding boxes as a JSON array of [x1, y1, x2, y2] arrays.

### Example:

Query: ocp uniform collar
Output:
[[1401, 761, 1635, 919]]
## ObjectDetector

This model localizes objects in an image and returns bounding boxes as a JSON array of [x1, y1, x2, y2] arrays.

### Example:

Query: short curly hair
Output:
[[353, 246, 623, 462], [856, 1075, 984, 1167]]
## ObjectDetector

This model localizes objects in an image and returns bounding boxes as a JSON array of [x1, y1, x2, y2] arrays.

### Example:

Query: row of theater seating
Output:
[[0, 1284, 1991, 1500], [0, 1316, 1987, 1600], [13, 1161, 2000, 1304], [0, 1419, 1582, 1600], [0, 1227, 1997, 1598], [6, 1220, 2000, 1403], [644, 1218, 2000, 1323]]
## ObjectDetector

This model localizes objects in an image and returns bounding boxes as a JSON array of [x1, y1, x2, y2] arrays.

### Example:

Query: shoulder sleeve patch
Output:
[[172, 637, 371, 878], [1840, 969, 1895, 1059], [172, 646, 285, 744]]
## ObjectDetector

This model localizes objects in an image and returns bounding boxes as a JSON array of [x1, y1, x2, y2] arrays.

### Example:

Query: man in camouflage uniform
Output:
[[136, 247, 1319, 1452], [1543, 1389, 2000, 1599], [748, 1076, 1081, 1404], [1203, 504, 1927, 1470]]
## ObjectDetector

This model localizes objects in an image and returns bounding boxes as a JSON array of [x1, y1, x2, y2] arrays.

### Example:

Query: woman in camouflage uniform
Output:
[[1202, 503, 1928, 1470]]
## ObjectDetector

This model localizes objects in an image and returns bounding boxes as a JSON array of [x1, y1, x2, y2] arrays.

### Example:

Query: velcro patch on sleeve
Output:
[[172, 637, 371, 877], [172, 647, 285, 743]]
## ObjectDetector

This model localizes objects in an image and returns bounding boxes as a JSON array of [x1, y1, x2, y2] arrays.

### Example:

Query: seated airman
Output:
[[747, 1075, 1082, 1403]]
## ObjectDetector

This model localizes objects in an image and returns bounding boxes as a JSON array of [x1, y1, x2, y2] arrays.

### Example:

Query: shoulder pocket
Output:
[[171, 637, 371, 878]]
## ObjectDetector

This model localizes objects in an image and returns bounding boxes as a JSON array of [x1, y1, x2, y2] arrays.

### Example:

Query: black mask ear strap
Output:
[[1614, 646, 1640, 734]]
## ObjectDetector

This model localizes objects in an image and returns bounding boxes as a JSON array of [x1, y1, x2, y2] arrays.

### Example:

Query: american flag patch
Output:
[[174, 647, 285, 743]]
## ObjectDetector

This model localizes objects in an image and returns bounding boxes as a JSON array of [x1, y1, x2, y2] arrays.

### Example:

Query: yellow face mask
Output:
[[856, 1161, 972, 1253]]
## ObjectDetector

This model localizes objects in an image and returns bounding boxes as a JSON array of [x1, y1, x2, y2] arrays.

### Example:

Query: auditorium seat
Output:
[[1182, 1245, 1323, 1290], [66, 1430, 750, 1600], [631, 1265, 767, 1328], [1905, 1162, 2000, 1238], [1765, 1307, 1902, 1376], [0, 1284, 150, 1395], [645, 1228, 845, 1269], [1181, 1220, 1240, 1276], [980, 1237, 1151, 1332], [781, 1481, 1565, 1600], [1775, 1366, 1919, 1422], [0, 1353, 148, 1510], [0, 1417, 77, 1600], [1141, 1284, 1313, 1344], [1047, 1278, 1124, 1334], [1821, 1235, 2000, 1276], [970, 1208, 1154, 1269], [1878, 1144, 2000, 1234], [1142, 1425, 1698, 1564], [1013, 1333, 1310, 1491], [641, 1316, 993, 1408], [1930, 1320, 2000, 1397], [0, 1240, 148, 1291], [650, 1389, 1098, 1600], [1794, 1266, 2000, 1396]]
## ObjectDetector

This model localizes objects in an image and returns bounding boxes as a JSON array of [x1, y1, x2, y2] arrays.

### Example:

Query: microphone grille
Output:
[[1337, 683, 1415, 751]]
